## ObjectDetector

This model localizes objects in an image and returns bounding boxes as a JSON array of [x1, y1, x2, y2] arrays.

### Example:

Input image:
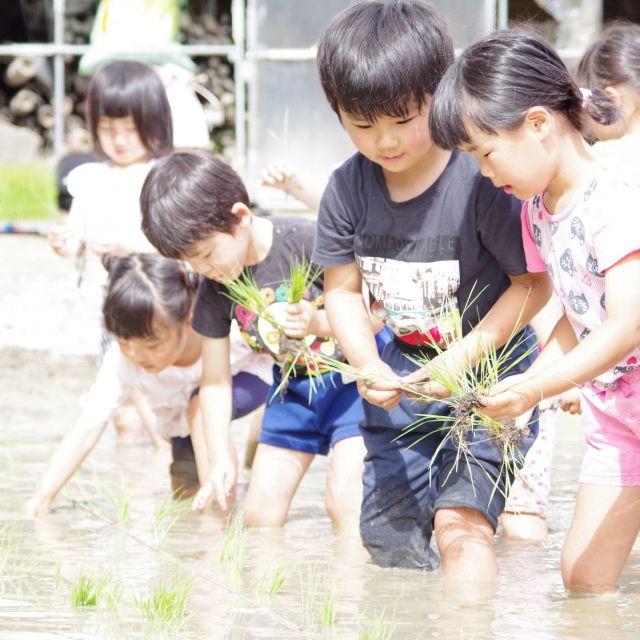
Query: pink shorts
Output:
[[580, 369, 640, 486]]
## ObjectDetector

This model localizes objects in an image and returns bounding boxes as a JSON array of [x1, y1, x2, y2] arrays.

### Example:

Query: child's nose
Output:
[[376, 130, 398, 151]]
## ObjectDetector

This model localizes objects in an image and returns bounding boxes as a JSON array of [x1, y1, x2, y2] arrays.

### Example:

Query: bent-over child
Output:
[[429, 27, 640, 593], [23, 254, 272, 517], [313, 0, 549, 578], [140, 151, 368, 533]]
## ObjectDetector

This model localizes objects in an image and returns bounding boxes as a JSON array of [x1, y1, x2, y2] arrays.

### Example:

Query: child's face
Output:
[[117, 320, 188, 374], [339, 102, 436, 174], [97, 115, 149, 167], [183, 229, 249, 282], [460, 121, 555, 201]]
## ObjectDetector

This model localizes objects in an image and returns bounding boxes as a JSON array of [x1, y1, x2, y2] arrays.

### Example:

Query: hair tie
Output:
[[580, 87, 593, 110], [186, 270, 199, 291]]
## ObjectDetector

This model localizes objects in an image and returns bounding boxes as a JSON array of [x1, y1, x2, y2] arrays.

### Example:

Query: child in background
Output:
[[578, 22, 640, 169], [22, 254, 271, 517], [313, 0, 549, 578], [141, 152, 368, 534], [48, 60, 174, 437], [429, 28, 640, 593]]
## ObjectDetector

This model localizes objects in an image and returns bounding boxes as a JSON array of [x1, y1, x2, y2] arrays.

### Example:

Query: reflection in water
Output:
[[1, 353, 640, 638]]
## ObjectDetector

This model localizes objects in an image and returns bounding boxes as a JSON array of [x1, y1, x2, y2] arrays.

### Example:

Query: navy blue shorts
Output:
[[359, 328, 539, 569], [170, 371, 270, 482], [258, 367, 363, 456]]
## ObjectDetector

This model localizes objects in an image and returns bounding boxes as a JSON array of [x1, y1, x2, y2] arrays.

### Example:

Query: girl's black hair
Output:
[[429, 28, 620, 150], [317, 0, 453, 121], [102, 253, 199, 340], [85, 60, 174, 158], [577, 22, 640, 92]]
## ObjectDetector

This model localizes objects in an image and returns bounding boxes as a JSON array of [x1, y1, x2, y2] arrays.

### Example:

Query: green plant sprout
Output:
[[254, 564, 287, 598], [222, 257, 327, 399], [359, 608, 398, 640], [70, 575, 104, 607], [217, 511, 246, 585], [319, 285, 539, 505], [150, 497, 191, 545], [135, 572, 192, 630], [299, 563, 337, 629], [105, 480, 131, 525]]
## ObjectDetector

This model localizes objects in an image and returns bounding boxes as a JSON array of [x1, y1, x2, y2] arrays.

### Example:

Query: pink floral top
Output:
[[521, 169, 640, 386]]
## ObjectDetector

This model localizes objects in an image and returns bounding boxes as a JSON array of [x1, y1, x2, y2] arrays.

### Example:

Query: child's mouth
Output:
[[503, 185, 513, 194]]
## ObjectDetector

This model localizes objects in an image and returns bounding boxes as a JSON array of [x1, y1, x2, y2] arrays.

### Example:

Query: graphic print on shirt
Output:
[[231, 278, 341, 372], [354, 233, 460, 347]]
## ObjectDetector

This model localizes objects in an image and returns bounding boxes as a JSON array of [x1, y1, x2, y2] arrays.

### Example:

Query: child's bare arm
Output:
[[23, 414, 109, 517], [191, 335, 236, 512], [324, 263, 402, 408], [481, 253, 640, 418], [403, 271, 553, 396]]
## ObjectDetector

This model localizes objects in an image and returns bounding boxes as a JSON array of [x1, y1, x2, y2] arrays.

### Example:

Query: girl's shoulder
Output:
[[65, 161, 111, 197]]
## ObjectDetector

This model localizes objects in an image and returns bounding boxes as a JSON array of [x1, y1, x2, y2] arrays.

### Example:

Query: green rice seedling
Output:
[[150, 496, 191, 545], [135, 572, 192, 630], [319, 286, 538, 505], [222, 258, 327, 399], [359, 609, 398, 640], [70, 575, 103, 607], [299, 563, 337, 629], [105, 480, 131, 525], [217, 511, 246, 585], [320, 591, 337, 627], [103, 580, 124, 614], [254, 564, 287, 598], [0, 525, 39, 593]]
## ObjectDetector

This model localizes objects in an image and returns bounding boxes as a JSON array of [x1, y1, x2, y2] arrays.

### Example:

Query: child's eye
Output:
[[397, 117, 415, 125], [483, 151, 493, 158], [354, 123, 372, 129]]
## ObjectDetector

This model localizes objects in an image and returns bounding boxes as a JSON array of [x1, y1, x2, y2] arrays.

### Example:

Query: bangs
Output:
[[103, 279, 158, 340], [95, 81, 140, 119]]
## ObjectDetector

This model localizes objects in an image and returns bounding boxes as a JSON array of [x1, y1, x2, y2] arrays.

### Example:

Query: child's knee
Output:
[[434, 507, 494, 555], [244, 491, 288, 527]]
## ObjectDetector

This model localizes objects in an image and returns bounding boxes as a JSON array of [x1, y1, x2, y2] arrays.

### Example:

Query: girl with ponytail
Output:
[[23, 254, 271, 516], [428, 28, 640, 593]]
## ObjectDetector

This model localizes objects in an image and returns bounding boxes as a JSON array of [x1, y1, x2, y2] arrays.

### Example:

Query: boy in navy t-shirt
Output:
[[313, 1, 551, 575]]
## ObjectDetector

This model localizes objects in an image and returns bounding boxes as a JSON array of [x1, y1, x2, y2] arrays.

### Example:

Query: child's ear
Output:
[[230, 202, 252, 227], [603, 85, 623, 107], [524, 106, 551, 138]]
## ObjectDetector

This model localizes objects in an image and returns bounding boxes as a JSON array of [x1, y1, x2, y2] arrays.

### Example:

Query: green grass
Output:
[[254, 564, 287, 598], [70, 575, 103, 607], [135, 573, 192, 630], [150, 497, 191, 545], [0, 163, 57, 222], [359, 609, 398, 639], [217, 511, 246, 586]]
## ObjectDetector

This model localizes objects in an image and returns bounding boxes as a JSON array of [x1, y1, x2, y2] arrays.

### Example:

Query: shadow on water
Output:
[[1, 347, 640, 639]]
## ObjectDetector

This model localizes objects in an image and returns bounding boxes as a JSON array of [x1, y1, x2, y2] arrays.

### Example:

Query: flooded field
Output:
[[1, 235, 640, 639]]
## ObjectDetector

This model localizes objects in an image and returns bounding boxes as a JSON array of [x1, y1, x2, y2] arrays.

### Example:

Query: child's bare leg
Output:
[[500, 512, 548, 541], [244, 405, 265, 469], [561, 484, 640, 593], [434, 507, 497, 581], [325, 436, 365, 534], [244, 443, 313, 526]]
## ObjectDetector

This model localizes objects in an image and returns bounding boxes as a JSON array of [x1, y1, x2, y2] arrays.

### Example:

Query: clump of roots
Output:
[[449, 391, 531, 454], [275, 334, 323, 398]]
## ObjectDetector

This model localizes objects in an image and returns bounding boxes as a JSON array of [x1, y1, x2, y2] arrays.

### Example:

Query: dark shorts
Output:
[[170, 371, 270, 485], [258, 366, 363, 455], [360, 327, 539, 569]]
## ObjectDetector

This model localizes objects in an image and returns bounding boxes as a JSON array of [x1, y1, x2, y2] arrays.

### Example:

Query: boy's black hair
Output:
[[140, 151, 251, 259], [85, 60, 173, 158], [429, 28, 619, 150], [317, 0, 453, 121], [102, 253, 199, 340], [577, 22, 640, 92]]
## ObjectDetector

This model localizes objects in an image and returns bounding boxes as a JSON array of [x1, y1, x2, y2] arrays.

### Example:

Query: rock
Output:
[[0, 119, 41, 162]]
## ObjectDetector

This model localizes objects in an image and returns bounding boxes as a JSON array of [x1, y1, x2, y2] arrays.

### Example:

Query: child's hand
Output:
[[559, 387, 582, 415], [357, 360, 403, 410], [191, 455, 237, 512], [48, 225, 80, 257], [21, 495, 51, 518], [401, 367, 451, 402], [89, 241, 130, 258], [282, 300, 314, 339], [259, 163, 298, 195], [477, 373, 538, 420]]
